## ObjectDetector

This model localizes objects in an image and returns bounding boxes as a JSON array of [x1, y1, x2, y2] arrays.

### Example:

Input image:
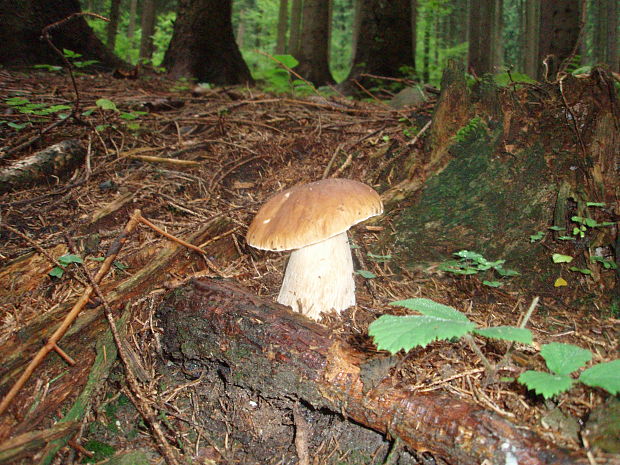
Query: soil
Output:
[[0, 66, 618, 465]]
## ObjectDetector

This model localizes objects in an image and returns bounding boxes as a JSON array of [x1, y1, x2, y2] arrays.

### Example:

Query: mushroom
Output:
[[246, 178, 383, 320]]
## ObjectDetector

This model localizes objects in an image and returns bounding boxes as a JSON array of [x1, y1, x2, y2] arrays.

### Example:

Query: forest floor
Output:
[[0, 69, 618, 465]]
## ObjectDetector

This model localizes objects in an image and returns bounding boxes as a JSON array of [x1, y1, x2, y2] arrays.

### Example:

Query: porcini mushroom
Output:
[[246, 178, 383, 320]]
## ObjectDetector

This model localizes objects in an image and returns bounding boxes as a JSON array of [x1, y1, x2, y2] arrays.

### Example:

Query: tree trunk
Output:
[[411, 0, 417, 68], [492, 0, 503, 70], [0, 0, 124, 69], [350, 0, 362, 65], [106, 0, 122, 51], [537, 0, 580, 80], [158, 278, 581, 465], [288, 0, 303, 58], [295, 0, 334, 86], [468, 0, 496, 75], [139, 0, 156, 62], [275, 0, 289, 54], [343, 0, 413, 92], [127, 0, 138, 59], [422, 11, 431, 82], [523, 0, 539, 78], [162, 0, 254, 85], [608, 0, 618, 71]]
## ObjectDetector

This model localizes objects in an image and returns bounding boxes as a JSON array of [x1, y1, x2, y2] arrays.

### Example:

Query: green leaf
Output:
[[356, 270, 376, 279], [5, 97, 30, 106], [518, 371, 574, 399], [474, 326, 533, 344], [585, 202, 605, 207], [367, 252, 392, 262], [540, 343, 592, 375], [495, 268, 520, 277], [96, 98, 118, 112], [273, 54, 299, 68], [530, 231, 544, 242], [569, 266, 592, 275], [369, 314, 476, 353], [579, 360, 620, 395], [49, 267, 64, 278], [590, 256, 618, 269], [58, 254, 83, 266], [62, 49, 81, 58], [557, 236, 576, 241], [389, 298, 471, 322], [548, 226, 565, 231], [552, 254, 573, 263], [455, 250, 485, 262], [584, 217, 598, 227], [7, 122, 30, 130], [482, 280, 502, 287]]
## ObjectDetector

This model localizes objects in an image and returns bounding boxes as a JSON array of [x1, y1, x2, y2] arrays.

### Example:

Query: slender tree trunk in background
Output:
[[127, 0, 138, 41], [0, 0, 124, 69], [295, 0, 334, 85], [411, 0, 417, 68], [237, 11, 246, 49], [523, 0, 539, 77], [608, 0, 618, 71], [468, 0, 498, 75], [288, 0, 303, 58], [538, 0, 579, 79], [106, 0, 122, 51], [162, 0, 253, 85], [139, 0, 156, 62], [351, 0, 362, 65], [592, 0, 605, 64], [327, 0, 333, 63], [275, 0, 289, 54], [433, 11, 439, 70], [422, 12, 430, 82], [493, 0, 503, 70], [344, 0, 413, 91]]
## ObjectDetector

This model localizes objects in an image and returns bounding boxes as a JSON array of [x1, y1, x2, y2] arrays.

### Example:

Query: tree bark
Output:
[[158, 278, 581, 465], [605, 0, 618, 71], [288, 0, 303, 58], [106, 0, 122, 51], [139, 0, 156, 62], [468, 0, 497, 75], [0, 0, 124, 69], [537, 0, 580, 80], [162, 0, 254, 85], [275, 0, 289, 54], [343, 0, 414, 92], [295, 0, 334, 86], [127, 0, 138, 59], [523, 0, 539, 78]]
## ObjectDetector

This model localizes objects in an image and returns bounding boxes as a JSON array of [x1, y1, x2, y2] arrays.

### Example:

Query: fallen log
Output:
[[158, 278, 584, 465]]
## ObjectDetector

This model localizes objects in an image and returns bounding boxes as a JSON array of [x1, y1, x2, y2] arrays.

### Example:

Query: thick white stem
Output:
[[277, 231, 355, 320]]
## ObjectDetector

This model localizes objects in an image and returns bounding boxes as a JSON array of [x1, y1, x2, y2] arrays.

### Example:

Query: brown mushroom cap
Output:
[[246, 178, 383, 251]]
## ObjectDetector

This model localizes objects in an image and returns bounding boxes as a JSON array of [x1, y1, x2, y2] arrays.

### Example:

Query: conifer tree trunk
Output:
[[295, 0, 334, 85], [139, 0, 156, 62], [537, 0, 580, 79], [162, 0, 253, 85], [608, 0, 618, 71], [106, 0, 122, 51], [523, 0, 539, 78], [288, 0, 303, 57], [468, 0, 496, 75], [275, 0, 289, 54], [127, 0, 138, 44]]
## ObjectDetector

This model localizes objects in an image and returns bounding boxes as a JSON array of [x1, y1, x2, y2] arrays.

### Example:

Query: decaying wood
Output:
[[0, 140, 85, 194], [159, 278, 583, 465], [0, 216, 237, 442]]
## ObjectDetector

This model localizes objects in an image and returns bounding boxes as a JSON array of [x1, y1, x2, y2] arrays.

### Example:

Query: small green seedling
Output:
[[356, 270, 377, 279], [439, 250, 519, 287], [518, 343, 619, 398], [49, 254, 83, 278]]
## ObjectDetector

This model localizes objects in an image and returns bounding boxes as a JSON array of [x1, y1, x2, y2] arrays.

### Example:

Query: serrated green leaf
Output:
[[540, 343, 592, 375], [482, 280, 502, 287], [369, 314, 476, 353], [356, 269, 376, 279], [96, 98, 118, 111], [552, 254, 573, 263], [389, 298, 471, 322], [579, 360, 620, 395], [474, 326, 533, 344], [518, 371, 574, 399]]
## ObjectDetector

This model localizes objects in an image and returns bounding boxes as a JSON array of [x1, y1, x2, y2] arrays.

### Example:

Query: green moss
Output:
[[82, 440, 116, 463]]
